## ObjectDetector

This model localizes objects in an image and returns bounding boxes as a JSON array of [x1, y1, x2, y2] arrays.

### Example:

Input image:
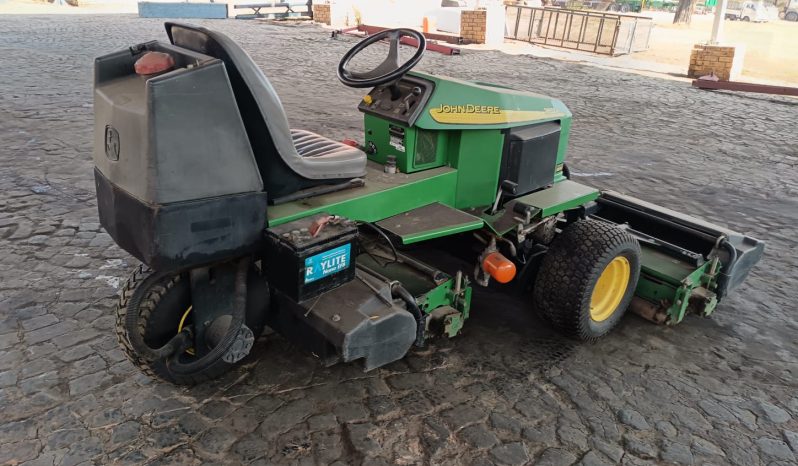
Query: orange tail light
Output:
[[482, 252, 516, 284]]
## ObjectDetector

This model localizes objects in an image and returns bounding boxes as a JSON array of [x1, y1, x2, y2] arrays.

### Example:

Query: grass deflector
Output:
[[93, 24, 764, 384]]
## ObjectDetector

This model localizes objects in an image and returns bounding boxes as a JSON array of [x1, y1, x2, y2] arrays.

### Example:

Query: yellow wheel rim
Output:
[[177, 305, 195, 356], [590, 256, 631, 322]]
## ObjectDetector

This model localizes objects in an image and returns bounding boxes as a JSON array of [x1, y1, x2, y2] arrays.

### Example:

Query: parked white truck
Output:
[[725, 0, 772, 21], [781, 0, 798, 21]]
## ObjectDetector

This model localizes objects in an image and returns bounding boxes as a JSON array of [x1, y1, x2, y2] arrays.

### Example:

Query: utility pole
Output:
[[710, 0, 729, 43]]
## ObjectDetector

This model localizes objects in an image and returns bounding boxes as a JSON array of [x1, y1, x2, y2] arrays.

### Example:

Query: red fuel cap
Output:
[[134, 52, 175, 76]]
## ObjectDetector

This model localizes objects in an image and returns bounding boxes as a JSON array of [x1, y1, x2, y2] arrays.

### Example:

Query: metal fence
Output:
[[505, 5, 654, 56]]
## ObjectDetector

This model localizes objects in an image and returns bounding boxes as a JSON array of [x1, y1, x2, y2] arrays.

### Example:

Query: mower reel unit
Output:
[[92, 23, 764, 384]]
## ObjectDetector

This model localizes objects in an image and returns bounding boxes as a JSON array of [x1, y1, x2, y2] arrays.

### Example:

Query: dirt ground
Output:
[[636, 11, 798, 85], [0, 15, 797, 466]]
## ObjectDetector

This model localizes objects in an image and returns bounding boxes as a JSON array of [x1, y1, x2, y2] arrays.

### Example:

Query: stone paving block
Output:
[[0, 440, 41, 465], [20, 314, 59, 331], [57, 343, 96, 363], [459, 423, 499, 449], [68, 370, 108, 396], [579, 450, 616, 466], [623, 435, 658, 459], [24, 321, 77, 345], [533, 446, 573, 466], [756, 400, 792, 424], [345, 422, 380, 457], [0, 332, 21, 350], [755, 437, 795, 461], [332, 400, 369, 424], [489, 411, 522, 436], [0, 369, 18, 388], [19, 371, 60, 394], [196, 426, 238, 454], [784, 430, 798, 453], [307, 413, 338, 431], [232, 433, 269, 463], [589, 437, 624, 463], [618, 408, 651, 430], [690, 435, 726, 458], [661, 441, 694, 465], [420, 417, 450, 456], [20, 357, 57, 378], [441, 404, 487, 430]]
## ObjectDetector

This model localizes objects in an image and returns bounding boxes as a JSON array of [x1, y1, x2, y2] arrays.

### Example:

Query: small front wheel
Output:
[[532, 219, 641, 340], [115, 264, 269, 385]]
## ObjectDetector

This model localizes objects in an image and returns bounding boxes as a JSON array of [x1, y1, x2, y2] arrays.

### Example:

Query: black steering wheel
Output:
[[337, 28, 426, 88]]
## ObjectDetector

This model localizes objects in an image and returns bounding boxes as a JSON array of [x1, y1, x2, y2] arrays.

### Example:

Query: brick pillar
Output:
[[312, 3, 331, 25], [688, 44, 745, 81], [460, 9, 487, 44]]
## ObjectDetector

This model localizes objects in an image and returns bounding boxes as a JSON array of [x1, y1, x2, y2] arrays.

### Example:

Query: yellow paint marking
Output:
[[429, 106, 564, 124]]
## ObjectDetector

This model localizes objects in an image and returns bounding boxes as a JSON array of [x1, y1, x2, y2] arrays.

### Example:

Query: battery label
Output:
[[304, 243, 351, 284]]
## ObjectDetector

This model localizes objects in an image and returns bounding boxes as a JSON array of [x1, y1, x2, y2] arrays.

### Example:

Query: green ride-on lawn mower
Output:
[[93, 24, 763, 384]]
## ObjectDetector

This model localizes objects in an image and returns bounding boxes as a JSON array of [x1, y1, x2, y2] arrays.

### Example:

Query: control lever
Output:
[[388, 82, 402, 100], [490, 180, 518, 215]]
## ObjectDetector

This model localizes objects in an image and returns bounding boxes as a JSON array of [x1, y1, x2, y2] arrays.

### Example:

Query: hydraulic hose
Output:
[[169, 257, 250, 373], [125, 275, 195, 362], [124, 258, 250, 367], [392, 282, 425, 348], [714, 238, 739, 300], [721, 238, 738, 269]]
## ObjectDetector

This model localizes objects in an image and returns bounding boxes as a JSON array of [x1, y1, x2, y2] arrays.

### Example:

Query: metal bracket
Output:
[[189, 263, 239, 357]]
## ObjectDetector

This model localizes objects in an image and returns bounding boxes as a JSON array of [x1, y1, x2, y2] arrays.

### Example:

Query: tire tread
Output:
[[532, 219, 641, 341]]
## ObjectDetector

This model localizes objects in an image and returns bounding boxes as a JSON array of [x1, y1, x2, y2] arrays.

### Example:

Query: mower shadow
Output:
[[179, 245, 582, 402]]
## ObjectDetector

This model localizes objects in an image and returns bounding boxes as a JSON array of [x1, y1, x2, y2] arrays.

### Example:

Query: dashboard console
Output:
[[357, 75, 434, 126]]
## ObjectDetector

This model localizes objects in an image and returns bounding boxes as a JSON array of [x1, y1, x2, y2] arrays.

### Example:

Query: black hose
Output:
[[169, 257, 250, 373], [359, 222, 399, 264], [125, 273, 195, 362], [721, 238, 738, 269], [124, 258, 250, 368], [392, 283, 425, 348]]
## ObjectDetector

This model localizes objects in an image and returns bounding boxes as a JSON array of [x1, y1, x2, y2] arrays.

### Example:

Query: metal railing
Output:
[[505, 5, 653, 56]]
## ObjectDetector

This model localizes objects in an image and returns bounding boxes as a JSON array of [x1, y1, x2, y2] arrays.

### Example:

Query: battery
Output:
[[263, 214, 358, 302]]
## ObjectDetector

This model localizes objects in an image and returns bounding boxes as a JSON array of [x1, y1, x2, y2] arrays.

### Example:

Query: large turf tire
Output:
[[533, 219, 641, 341], [116, 264, 269, 385]]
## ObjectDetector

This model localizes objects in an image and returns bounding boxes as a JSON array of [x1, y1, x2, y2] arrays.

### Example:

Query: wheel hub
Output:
[[590, 256, 631, 322]]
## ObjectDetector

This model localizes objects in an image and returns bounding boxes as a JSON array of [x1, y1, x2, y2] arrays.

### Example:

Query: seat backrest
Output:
[[165, 22, 309, 195]]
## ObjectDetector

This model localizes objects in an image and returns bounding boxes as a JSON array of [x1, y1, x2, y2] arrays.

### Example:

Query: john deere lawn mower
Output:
[[93, 24, 763, 384]]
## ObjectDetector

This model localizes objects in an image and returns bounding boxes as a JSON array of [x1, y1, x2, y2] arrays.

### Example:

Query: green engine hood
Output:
[[410, 71, 572, 131]]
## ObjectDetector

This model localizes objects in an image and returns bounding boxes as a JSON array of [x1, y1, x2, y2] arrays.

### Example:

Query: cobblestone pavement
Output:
[[1, 16, 797, 466]]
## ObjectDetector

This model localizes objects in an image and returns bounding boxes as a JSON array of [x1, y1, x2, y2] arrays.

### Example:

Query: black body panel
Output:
[[500, 122, 561, 196], [268, 272, 416, 371], [95, 169, 268, 271]]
